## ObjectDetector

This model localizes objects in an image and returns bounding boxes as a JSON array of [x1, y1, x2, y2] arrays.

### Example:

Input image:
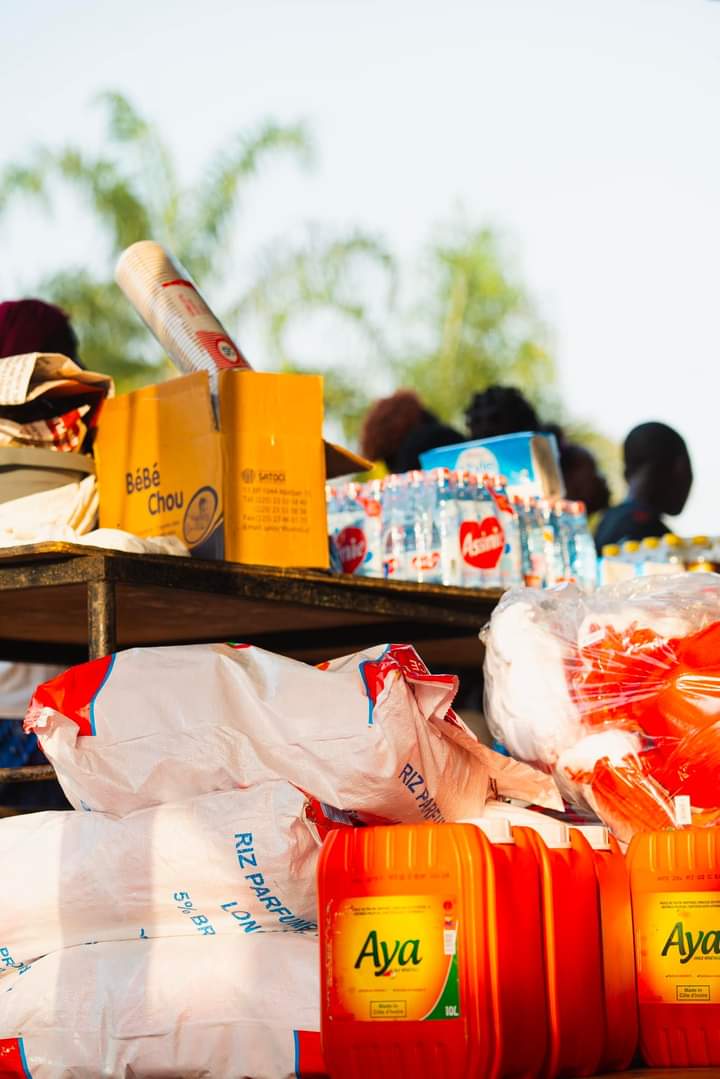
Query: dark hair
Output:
[[392, 421, 464, 473], [465, 385, 540, 440], [0, 299, 80, 364], [360, 390, 428, 464], [624, 422, 687, 475]]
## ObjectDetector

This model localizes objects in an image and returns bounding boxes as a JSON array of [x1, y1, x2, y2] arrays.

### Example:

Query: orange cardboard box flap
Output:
[[220, 369, 329, 568]]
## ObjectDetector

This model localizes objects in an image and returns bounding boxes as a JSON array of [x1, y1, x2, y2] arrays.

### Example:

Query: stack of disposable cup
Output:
[[115, 241, 251, 397]]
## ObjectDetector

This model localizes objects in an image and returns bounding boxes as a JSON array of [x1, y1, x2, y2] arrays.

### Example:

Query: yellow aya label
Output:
[[328, 895, 460, 1022], [635, 891, 720, 1004]]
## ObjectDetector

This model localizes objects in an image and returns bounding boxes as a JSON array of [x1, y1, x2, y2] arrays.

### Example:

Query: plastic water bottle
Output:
[[688, 535, 714, 573], [328, 482, 371, 577], [326, 484, 341, 537], [430, 468, 460, 586], [406, 470, 443, 584], [539, 500, 565, 586], [359, 479, 383, 578], [551, 501, 575, 583], [640, 536, 666, 576], [514, 495, 547, 587], [567, 500, 598, 591], [621, 540, 643, 576], [455, 471, 482, 588], [381, 474, 407, 579], [326, 485, 345, 573], [490, 476, 522, 588], [599, 544, 625, 585], [662, 533, 686, 574], [475, 479, 505, 589]]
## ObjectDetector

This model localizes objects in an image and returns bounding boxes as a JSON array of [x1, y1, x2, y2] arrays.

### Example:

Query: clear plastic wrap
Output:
[[484, 573, 720, 842]]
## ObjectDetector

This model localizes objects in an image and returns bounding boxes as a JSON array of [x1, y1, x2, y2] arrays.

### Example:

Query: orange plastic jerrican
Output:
[[474, 819, 548, 1079], [628, 826, 720, 1068], [513, 825, 605, 1078], [317, 823, 502, 1079], [575, 825, 638, 1072]]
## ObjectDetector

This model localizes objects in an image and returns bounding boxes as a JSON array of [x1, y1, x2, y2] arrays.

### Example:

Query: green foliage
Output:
[[0, 95, 614, 476], [0, 93, 314, 386], [395, 223, 559, 431]]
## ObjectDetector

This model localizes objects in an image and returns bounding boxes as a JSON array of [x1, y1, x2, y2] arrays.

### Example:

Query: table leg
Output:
[[87, 579, 117, 659]]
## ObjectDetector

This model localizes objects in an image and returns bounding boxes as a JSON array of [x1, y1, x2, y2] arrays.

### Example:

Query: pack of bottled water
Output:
[[598, 534, 720, 584], [327, 470, 598, 592]]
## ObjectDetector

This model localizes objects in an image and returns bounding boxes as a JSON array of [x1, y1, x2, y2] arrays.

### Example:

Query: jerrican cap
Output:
[[573, 824, 611, 851], [463, 817, 514, 845]]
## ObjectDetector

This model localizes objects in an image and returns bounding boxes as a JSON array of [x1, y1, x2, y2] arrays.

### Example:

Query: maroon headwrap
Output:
[[0, 299, 79, 363]]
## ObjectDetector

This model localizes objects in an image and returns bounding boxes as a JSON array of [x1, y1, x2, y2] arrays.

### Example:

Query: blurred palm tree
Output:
[[0, 92, 392, 395], [0, 99, 612, 469], [397, 222, 560, 430]]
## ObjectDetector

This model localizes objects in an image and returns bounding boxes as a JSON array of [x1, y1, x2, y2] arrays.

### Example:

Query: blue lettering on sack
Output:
[[397, 762, 445, 822], [230, 832, 317, 933], [0, 947, 31, 976], [172, 891, 216, 936]]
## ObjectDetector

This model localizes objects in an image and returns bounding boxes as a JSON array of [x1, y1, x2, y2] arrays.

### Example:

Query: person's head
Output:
[[0, 299, 80, 364], [623, 421, 692, 516], [465, 385, 540, 441], [360, 390, 463, 473], [391, 420, 464, 473], [360, 390, 432, 471], [560, 443, 610, 516]]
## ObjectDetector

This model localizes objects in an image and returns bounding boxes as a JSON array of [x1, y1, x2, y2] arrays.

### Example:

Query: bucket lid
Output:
[[465, 817, 514, 845], [573, 824, 611, 850]]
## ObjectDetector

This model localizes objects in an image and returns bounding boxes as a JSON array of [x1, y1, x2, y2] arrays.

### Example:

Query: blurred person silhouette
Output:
[[360, 390, 463, 474], [0, 298, 82, 365], [544, 423, 610, 517], [595, 422, 692, 551], [465, 387, 610, 513], [558, 443, 611, 516], [465, 385, 540, 440], [0, 297, 79, 811]]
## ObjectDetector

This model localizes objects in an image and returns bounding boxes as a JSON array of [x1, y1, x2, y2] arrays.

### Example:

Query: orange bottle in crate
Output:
[[482, 805, 605, 1078], [472, 817, 548, 1079], [574, 825, 638, 1072], [317, 823, 502, 1079], [628, 826, 720, 1067]]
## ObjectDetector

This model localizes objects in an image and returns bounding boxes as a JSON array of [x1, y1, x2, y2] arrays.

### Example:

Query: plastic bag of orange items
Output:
[[483, 573, 720, 843]]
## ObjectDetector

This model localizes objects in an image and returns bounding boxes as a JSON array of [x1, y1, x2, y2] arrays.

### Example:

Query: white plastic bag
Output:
[[0, 933, 325, 1078], [26, 641, 527, 821], [0, 782, 319, 972], [483, 574, 720, 841]]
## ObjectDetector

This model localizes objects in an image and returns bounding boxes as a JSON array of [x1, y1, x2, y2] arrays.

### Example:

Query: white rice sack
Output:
[[0, 783, 318, 973], [0, 933, 324, 1078], [26, 642, 491, 823]]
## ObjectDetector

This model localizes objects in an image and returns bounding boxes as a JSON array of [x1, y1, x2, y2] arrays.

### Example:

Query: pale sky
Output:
[[1, 0, 718, 532]]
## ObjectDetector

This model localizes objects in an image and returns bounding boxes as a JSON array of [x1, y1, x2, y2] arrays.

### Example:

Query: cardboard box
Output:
[[95, 373, 224, 559], [419, 431, 564, 500], [95, 370, 368, 568]]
